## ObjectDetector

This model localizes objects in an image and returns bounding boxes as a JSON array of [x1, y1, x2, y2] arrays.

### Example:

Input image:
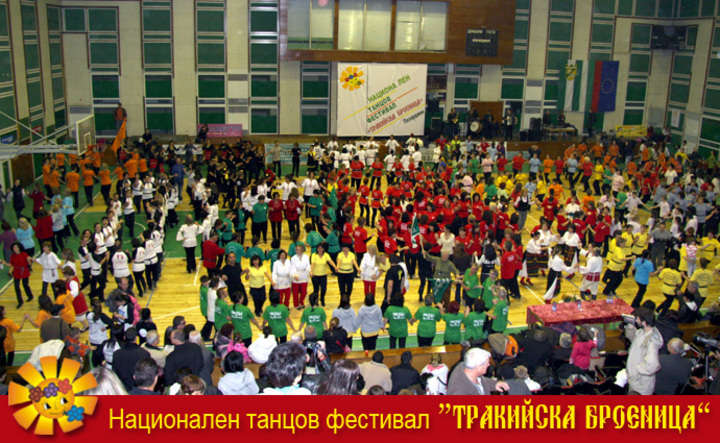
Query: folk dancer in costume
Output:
[[544, 245, 576, 303], [578, 247, 603, 300], [519, 231, 542, 286], [559, 224, 582, 273]]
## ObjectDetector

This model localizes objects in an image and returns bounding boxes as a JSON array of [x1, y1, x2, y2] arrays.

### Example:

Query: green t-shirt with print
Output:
[[464, 269, 482, 299], [199, 285, 208, 317], [306, 231, 324, 254], [236, 210, 246, 230], [252, 202, 269, 223], [485, 184, 498, 198], [491, 300, 509, 332], [267, 249, 280, 267], [481, 278, 496, 307], [463, 311, 487, 341], [230, 303, 255, 339], [263, 304, 290, 337], [221, 218, 234, 241], [326, 230, 341, 254], [442, 313, 464, 344], [225, 241, 245, 258], [245, 246, 265, 261], [384, 305, 412, 338], [414, 306, 441, 338], [301, 307, 327, 336], [308, 196, 323, 217], [214, 298, 231, 331]]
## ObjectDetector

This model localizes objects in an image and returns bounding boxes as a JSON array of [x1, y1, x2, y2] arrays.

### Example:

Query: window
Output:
[[395, 1, 447, 52]]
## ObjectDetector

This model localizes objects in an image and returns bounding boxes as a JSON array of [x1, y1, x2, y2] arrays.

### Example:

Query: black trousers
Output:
[[185, 246, 196, 272], [101, 184, 111, 206], [389, 336, 406, 349], [134, 270, 147, 297], [124, 212, 135, 239], [312, 275, 328, 304], [503, 277, 520, 299], [370, 207, 380, 227], [72, 191, 79, 208], [603, 269, 624, 295], [351, 178, 361, 190], [359, 203, 369, 220], [271, 221, 282, 240], [370, 176, 382, 190], [581, 175, 591, 192], [66, 214, 79, 236], [274, 161, 282, 177], [337, 272, 354, 297], [13, 278, 33, 304], [417, 336, 434, 347], [631, 283, 647, 308], [145, 262, 159, 288], [90, 274, 106, 301], [84, 185, 94, 205], [657, 293, 677, 316], [361, 335, 378, 351], [252, 220, 268, 242], [250, 287, 267, 316], [287, 219, 300, 237], [292, 160, 300, 177], [201, 320, 215, 341]]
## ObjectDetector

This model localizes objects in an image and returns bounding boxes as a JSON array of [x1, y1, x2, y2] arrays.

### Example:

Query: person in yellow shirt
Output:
[[0, 305, 30, 365], [657, 259, 682, 316], [690, 258, 714, 302], [310, 243, 337, 307], [593, 163, 604, 195], [632, 225, 649, 257], [54, 281, 76, 325], [620, 225, 635, 276], [336, 244, 360, 298], [700, 232, 719, 262], [244, 255, 273, 317], [603, 237, 633, 296], [535, 178, 547, 201]]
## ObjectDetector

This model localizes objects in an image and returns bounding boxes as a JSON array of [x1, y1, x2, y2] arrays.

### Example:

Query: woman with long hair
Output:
[[0, 305, 29, 365], [360, 244, 380, 297], [289, 243, 310, 310], [64, 266, 89, 331], [323, 317, 349, 354], [244, 255, 272, 317], [310, 243, 337, 307], [336, 243, 360, 298], [86, 299, 112, 347], [272, 249, 293, 307], [316, 359, 361, 395], [1, 242, 33, 308], [15, 217, 35, 257], [177, 214, 204, 273]]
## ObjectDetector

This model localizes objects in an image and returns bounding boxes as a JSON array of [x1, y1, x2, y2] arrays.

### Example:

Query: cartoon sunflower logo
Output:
[[340, 66, 365, 91], [8, 356, 98, 435]]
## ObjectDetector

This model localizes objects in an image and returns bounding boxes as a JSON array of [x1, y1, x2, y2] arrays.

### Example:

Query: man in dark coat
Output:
[[654, 338, 693, 395], [112, 328, 151, 391], [164, 329, 204, 385], [447, 348, 510, 395], [389, 351, 421, 394]]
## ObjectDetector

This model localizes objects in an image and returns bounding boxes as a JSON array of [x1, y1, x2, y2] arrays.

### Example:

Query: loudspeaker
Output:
[[529, 129, 543, 142], [519, 130, 528, 142], [530, 118, 542, 131]]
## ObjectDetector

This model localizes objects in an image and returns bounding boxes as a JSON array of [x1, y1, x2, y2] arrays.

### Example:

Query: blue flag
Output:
[[591, 60, 619, 113]]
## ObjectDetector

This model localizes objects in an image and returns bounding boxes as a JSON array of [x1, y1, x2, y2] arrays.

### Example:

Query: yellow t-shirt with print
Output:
[[659, 268, 682, 295]]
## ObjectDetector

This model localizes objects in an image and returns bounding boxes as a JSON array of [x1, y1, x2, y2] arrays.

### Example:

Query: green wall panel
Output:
[[623, 109, 644, 125], [546, 50, 569, 72], [544, 80, 558, 100], [632, 25, 652, 45], [94, 110, 115, 133], [21, 4, 36, 31], [0, 95, 16, 131], [64, 9, 86, 32], [52, 76, 64, 100], [704, 89, 720, 110], [455, 79, 479, 100], [144, 42, 172, 65], [679, 0, 700, 17], [550, 0, 574, 12], [250, 42, 278, 65], [198, 108, 225, 125], [251, 110, 277, 133], [626, 81, 647, 102], [669, 82, 689, 104], [250, 10, 277, 33], [673, 55, 693, 76], [24, 43, 39, 71], [501, 78, 524, 100], [506, 48, 527, 70], [302, 80, 329, 99], [88, 9, 117, 32], [90, 42, 118, 65], [27, 81, 42, 108], [50, 42, 63, 66], [0, 5, 8, 37], [146, 108, 174, 132], [302, 114, 328, 134], [92, 75, 119, 99], [629, 53, 651, 73], [251, 75, 277, 97], [0, 50, 12, 82], [636, 0, 657, 16], [198, 75, 225, 98], [594, 0, 615, 14], [701, 0, 716, 16], [591, 23, 614, 44], [514, 19, 529, 40], [145, 75, 172, 98], [54, 108, 66, 128], [143, 9, 172, 32], [197, 10, 224, 33], [549, 22, 572, 42], [197, 42, 225, 65], [709, 58, 720, 79], [700, 117, 720, 143], [618, 0, 633, 15], [47, 6, 61, 31]]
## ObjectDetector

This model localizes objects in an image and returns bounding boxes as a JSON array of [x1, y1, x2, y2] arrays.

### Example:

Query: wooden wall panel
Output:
[[280, 0, 515, 65]]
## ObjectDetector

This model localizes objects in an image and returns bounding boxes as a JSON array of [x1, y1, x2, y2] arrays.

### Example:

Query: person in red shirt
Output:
[[268, 192, 285, 241], [580, 157, 594, 193], [342, 215, 355, 246], [358, 177, 371, 221], [554, 156, 565, 183], [35, 209, 56, 252], [500, 241, 521, 299], [370, 188, 384, 228], [496, 156, 508, 173], [284, 192, 302, 236], [4, 243, 33, 308], [202, 231, 225, 276], [353, 217, 371, 264], [512, 153, 525, 177], [540, 192, 559, 226], [350, 156, 365, 190], [370, 159, 384, 190]]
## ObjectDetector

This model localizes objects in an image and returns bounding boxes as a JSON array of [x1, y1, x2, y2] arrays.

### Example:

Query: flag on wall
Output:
[[591, 60, 620, 112], [111, 119, 126, 154], [557, 60, 589, 112]]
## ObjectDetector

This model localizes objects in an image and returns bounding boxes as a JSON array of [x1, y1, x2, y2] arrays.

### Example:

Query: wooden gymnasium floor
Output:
[[3, 167, 718, 356]]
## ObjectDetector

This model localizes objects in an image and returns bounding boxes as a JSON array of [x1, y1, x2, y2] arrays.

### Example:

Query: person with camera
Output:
[[624, 307, 663, 395]]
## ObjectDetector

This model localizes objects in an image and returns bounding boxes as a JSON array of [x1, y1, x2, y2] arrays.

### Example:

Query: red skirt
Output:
[[72, 293, 89, 316]]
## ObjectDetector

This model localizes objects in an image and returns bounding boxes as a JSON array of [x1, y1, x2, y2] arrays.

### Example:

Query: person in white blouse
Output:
[[437, 225, 456, 253], [545, 246, 576, 302], [177, 215, 204, 273], [289, 244, 311, 310], [110, 241, 132, 288], [578, 247, 603, 300], [559, 224, 581, 268], [272, 250, 293, 307], [36, 241, 60, 297], [277, 176, 298, 202], [385, 135, 400, 155], [519, 231, 543, 286], [360, 244, 381, 297]]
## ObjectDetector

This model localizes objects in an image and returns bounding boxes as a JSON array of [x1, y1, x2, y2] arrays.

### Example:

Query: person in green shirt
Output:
[[463, 299, 488, 341], [304, 222, 324, 254], [262, 290, 295, 343], [462, 262, 483, 307], [307, 190, 324, 228], [224, 233, 245, 258], [488, 289, 509, 333], [325, 224, 341, 264], [383, 298, 415, 349], [214, 287, 232, 332], [244, 236, 266, 263], [287, 230, 306, 258], [442, 301, 464, 345], [229, 290, 261, 346], [220, 212, 235, 246], [414, 294, 441, 347], [469, 155, 480, 178], [199, 275, 209, 319], [481, 269, 499, 310], [299, 292, 328, 336], [235, 209, 246, 244], [485, 183, 498, 199], [252, 195, 269, 243], [266, 239, 281, 267]]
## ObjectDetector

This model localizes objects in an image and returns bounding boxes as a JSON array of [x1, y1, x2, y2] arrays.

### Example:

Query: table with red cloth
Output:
[[526, 298, 634, 326]]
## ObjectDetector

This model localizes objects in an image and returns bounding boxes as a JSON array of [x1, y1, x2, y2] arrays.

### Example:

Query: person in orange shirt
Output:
[[542, 155, 554, 182], [56, 153, 66, 177], [42, 159, 52, 195], [608, 158, 617, 171], [581, 194, 595, 212], [564, 144, 576, 162], [577, 143, 588, 157], [82, 167, 97, 205], [549, 179, 564, 201], [47, 167, 63, 195], [608, 143, 619, 158], [66, 166, 80, 208], [69, 153, 78, 167], [125, 156, 138, 179], [603, 154, 612, 166], [138, 157, 148, 178], [98, 164, 112, 206], [592, 144, 604, 161], [640, 146, 650, 164], [626, 160, 637, 176], [90, 149, 101, 173]]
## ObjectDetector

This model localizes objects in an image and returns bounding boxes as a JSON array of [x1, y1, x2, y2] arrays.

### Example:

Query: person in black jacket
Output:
[[112, 328, 151, 392], [654, 338, 693, 395], [128, 358, 160, 395], [390, 351, 421, 395], [164, 329, 204, 385], [322, 317, 348, 354]]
